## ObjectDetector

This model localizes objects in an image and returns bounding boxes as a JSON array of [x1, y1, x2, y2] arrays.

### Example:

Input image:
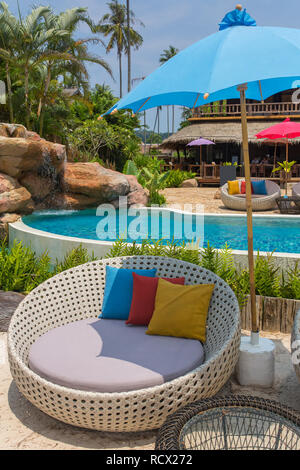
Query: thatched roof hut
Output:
[[161, 120, 300, 149]]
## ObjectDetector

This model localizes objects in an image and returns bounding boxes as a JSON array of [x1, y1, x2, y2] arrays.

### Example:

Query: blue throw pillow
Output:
[[101, 266, 157, 320], [252, 180, 267, 195]]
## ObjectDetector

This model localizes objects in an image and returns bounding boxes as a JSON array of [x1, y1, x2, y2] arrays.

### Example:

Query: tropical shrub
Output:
[[0, 241, 96, 294], [123, 158, 169, 205], [67, 118, 141, 171], [0, 240, 52, 293], [165, 170, 197, 188], [105, 239, 300, 305], [54, 245, 97, 274]]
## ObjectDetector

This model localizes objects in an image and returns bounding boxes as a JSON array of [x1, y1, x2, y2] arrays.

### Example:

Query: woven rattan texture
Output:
[[155, 396, 300, 450], [8, 256, 240, 432], [221, 179, 280, 211]]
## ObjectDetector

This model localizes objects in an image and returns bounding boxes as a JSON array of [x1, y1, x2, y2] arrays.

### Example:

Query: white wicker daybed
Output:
[[221, 179, 281, 211], [8, 256, 241, 432]]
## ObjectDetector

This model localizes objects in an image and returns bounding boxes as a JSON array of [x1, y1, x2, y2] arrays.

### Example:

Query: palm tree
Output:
[[0, 4, 112, 133], [159, 45, 179, 134], [126, 0, 131, 93], [0, 5, 68, 129], [159, 45, 179, 65], [0, 2, 20, 122], [37, 8, 112, 135], [96, 1, 143, 99]]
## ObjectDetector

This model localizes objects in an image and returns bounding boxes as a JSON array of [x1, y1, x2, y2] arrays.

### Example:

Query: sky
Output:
[[8, 0, 300, 132]]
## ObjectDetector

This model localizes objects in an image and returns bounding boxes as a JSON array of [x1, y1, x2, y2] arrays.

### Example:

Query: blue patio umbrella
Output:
[[101, 5, 300, 340]]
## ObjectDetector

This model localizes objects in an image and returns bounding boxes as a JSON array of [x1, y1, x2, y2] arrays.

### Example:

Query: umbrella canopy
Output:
[[187, 138, 215, 147], [255, 118, 300, 195], [255, 118, 300, 140], [103, 11, 300, 116]]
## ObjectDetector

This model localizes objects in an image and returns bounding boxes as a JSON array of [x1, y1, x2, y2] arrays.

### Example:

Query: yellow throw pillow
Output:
[[227, 180, 240, 195], [146, 279, 215, 342]]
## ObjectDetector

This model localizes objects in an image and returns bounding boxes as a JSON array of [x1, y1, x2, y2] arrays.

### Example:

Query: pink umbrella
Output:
[[255, 118, 300, 163], [187, 138, 215, 171]]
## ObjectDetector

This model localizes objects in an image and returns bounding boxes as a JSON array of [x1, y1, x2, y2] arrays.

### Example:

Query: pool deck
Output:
[[162, 187, 291, 214]]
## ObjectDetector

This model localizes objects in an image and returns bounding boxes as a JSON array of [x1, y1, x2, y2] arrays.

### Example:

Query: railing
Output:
[[192, 102, 300, 118]]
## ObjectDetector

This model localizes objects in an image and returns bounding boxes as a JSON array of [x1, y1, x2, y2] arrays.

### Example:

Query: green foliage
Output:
[[272, 160, 297, 195], [0, 240, 52, 293], [280, 262, 300, 300], [165, 170, 196, 188], [0, 240, 96, 294], [272, 160, 296, 174], [254, 252, 281, 298], [0, 4, 112, 135], [123, 159, 139, 176], [105, 239, 300, 305], [1, 238, 300, 305], [123, 157, 168, 205], [67, 117, 141, 170], [54, 245, 97, 274]]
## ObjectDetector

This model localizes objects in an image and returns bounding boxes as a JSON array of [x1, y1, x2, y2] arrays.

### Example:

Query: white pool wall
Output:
[[9, 212, 300, 271]]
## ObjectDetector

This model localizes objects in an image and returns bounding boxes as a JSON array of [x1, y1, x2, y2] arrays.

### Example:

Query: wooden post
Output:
[[200, 146, 203, 176], [238, 84, 258, 336], [285, 138, 289, 196], [273, 142, 277, 169]]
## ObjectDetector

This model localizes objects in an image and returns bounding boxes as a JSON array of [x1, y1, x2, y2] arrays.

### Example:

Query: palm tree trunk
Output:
[[5, 62, 14, 123], [38, 67, 51, 137], [119, 50, 123, 98], [126, 0, 131, 93], [24, 64, 30, 129]]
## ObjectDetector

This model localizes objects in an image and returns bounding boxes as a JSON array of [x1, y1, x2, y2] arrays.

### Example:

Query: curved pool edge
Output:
[[9, 218, 300, 271], [9, 220, 113, 262]]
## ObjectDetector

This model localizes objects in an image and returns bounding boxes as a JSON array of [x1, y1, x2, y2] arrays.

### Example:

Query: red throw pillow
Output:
[[241, 181, 254, 194], [126, 273, 185, 326]]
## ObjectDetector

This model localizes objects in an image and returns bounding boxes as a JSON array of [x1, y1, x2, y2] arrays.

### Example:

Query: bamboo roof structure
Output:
[[161, 120, 300, 149]]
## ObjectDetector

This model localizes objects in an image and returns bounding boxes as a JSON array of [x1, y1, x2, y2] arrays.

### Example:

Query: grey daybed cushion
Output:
[[28, 318, 205, 393]]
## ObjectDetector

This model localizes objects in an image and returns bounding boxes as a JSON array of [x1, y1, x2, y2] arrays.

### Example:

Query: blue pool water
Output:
[[22, 208, 300, 254]]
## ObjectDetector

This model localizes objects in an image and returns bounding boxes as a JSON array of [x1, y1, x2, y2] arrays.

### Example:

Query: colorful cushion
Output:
[[251, 180, 267, 195], [146, 279, 215, 342], [126, 274, 185, 326], [240, 181, 254, 194], [227, 180, 240, 195], [101, 266, 157, 320]]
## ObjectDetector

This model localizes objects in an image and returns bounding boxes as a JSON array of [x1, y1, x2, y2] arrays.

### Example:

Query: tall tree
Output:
[[159, 45, 179, 134], [96, 1, 143, 99], [37, 7, 111, 135], [0, 4, 112, 133], [0, 2, 21, 122]]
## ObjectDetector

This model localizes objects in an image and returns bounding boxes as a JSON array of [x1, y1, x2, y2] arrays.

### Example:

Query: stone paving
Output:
[[161, 187, 285, 214]]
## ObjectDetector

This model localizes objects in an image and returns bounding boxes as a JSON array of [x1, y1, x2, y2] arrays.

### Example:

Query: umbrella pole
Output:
[[200, 146, 202, 177], [238, 84, 258, 343], [285, 139, 289, 196], [273, 143, 277, 169]]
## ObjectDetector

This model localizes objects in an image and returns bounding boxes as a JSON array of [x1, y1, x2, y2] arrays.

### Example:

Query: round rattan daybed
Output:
[[8, 256, 241, 433], [291, 309, 300, 383], [221, 179, 281, 211]]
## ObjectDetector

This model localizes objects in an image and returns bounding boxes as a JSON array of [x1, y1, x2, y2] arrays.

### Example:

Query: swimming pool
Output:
[[22, 208, 300, 254]]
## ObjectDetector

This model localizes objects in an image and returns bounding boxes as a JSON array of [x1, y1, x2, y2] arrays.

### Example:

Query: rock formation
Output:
[[0, 123, 148, 238]]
